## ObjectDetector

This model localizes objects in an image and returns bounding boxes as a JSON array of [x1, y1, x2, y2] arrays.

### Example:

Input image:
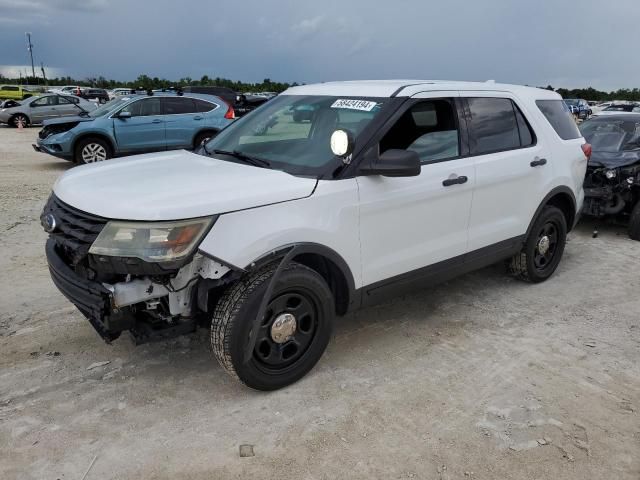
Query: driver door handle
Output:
[[442, 175, 468, 187], [193, 116, 203, 120], [530, 158, 547, 167], [152, 119, 162, 124]]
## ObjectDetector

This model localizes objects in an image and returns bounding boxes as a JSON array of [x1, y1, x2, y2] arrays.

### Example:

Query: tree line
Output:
[[0, 74, 296, 93], [3, 73, 640, 101], [542, 85, 640, 102]]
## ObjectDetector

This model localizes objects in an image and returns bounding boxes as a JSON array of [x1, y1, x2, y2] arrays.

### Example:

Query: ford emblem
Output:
[[43, 213, 57, 233]]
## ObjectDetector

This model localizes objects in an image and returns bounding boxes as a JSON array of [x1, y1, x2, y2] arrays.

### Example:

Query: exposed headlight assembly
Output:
[[605, 169, 617, 179], [89, 217, 214, 262]]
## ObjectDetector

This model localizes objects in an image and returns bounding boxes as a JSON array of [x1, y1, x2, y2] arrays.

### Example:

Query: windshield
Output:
[[580, 118, 640, 152], [564, 99, 579, 106], [202, 95, 387, 177], [87, 97, 131, 118]]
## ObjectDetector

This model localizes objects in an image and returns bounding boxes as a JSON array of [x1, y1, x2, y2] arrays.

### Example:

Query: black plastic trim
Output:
[[247, 242, 357, 310], [357, 236, 525, 308], [525, 186, 577, 235]]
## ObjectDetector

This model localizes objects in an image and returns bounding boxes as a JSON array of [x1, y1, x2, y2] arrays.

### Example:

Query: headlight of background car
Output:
[[89, 217, 214, 262]]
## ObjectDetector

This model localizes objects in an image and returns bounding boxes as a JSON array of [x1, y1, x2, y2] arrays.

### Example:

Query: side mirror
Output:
[[330, 129, 355, 158], [359, 148, 421, 177], [116, 111, 131, 119]]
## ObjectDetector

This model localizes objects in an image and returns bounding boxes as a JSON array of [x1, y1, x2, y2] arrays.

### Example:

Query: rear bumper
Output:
[[45, 239, 127, 342]]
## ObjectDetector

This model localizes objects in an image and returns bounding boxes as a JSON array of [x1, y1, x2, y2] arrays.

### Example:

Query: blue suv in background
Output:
[[563, 98, 591, 120], [34, 92, 235, 163]]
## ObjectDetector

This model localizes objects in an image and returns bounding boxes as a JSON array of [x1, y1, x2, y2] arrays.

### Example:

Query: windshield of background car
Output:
[[564, 99, 579, 106], [580, 118, 640, 152], [203, 95, 387, 177], [87, 98, 130, 118]]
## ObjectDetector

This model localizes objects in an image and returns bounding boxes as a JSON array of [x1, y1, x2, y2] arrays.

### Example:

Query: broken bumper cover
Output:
[[45, 239, 130, 342]]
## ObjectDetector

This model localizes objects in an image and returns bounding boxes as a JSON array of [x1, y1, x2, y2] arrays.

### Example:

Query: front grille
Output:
[[41, 194, 107, 266]]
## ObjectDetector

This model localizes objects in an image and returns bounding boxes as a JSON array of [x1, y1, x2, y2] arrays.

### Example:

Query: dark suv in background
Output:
[[78, 88, 110, 104]]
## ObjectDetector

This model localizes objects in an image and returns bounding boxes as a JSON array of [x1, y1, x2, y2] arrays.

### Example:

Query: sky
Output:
[[0, 0, 638, 91]]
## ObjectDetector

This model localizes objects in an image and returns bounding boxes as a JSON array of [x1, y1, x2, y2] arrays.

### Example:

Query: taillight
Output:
[[581, 143, 592, 160], [224, 105, 235, 119]]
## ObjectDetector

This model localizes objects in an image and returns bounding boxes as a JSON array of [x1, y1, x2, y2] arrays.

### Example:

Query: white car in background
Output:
[[49, 86, 80, 95], [591, 103, 640, 117], [108, 88, 133, 99], [41, 80, 588, 390]]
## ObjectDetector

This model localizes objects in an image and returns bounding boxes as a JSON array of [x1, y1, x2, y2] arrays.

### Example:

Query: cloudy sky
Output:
[[0, 0, 638, 90]]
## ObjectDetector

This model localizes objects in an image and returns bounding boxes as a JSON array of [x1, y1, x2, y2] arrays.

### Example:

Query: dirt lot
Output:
[[0, 126, 639, 480]]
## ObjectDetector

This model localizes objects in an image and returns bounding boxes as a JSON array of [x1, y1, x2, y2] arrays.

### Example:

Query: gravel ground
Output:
[[0, 126, 639, 480]]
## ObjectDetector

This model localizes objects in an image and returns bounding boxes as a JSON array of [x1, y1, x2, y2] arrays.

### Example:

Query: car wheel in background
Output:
[[194, 131, 217, 149], [628, 202, 640, 241], [10, 114, 30, 128], [211, 262, 335, 391], [75, 137, 112, 164], [508, 206, 567, 283]]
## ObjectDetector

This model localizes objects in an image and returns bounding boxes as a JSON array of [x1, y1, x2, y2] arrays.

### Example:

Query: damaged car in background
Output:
[[580, 114, 640, 239]]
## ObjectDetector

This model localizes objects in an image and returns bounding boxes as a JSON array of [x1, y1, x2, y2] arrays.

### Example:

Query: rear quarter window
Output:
[[536, 100, 582, 140]]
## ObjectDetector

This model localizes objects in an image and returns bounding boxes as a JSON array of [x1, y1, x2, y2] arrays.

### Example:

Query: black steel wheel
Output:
[[532, 221, 558, 270], [211, 262, 334, 390], [509, 205, 567, 283]]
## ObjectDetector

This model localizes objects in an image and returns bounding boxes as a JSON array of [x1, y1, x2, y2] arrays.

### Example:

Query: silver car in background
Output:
[[0, 94, 97, 127]]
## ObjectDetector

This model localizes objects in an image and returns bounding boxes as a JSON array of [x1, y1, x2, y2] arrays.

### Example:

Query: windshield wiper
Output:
[[212, 149, 271, 168]]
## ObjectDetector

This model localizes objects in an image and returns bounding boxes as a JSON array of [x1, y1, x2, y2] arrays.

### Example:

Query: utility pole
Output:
[[40, 62, 47, 85], [26, 32, 36, 80]]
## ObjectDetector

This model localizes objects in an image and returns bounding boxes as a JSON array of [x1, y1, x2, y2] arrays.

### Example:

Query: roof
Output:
[[589, 113, 640, 120], [283, 80, 560, 100]]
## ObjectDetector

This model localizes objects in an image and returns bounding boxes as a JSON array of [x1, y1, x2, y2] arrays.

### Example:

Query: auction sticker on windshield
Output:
[[331, 99, 378, 111]]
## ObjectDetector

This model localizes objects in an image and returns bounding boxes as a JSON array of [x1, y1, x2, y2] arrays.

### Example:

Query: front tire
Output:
[[211, 262, 334, 391], [75, 137, 111, 164], [10, 113, 29, 128], [509, 206, 567, 283], [194, 131, 216, 149]]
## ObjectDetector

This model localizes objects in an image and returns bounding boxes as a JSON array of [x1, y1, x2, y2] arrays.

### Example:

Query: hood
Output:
[[43, 115, 95, 126], [53, 150, 317, 220], [588, 150, 640, 168]]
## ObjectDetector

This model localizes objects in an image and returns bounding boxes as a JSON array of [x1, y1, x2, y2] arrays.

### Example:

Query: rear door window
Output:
[[194, 99, 217, 112], [466, 98, 521, 155], [536, 100, 582, 140], [163, 97, 197, 115]]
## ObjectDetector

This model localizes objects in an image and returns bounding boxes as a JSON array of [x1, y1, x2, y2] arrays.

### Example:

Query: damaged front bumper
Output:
[[46, 238, 234, 344], [46, 239, 127, 342]]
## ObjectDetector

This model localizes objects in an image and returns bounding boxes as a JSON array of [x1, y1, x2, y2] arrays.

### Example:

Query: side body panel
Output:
[[357, 91, 474, 286]]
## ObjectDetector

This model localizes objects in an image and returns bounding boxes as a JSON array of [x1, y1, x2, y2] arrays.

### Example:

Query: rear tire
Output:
[[211, 262, 334, 391], [629, 201, 640, 241], [74, 137, 112, 164], [508, 206, 567, 283]]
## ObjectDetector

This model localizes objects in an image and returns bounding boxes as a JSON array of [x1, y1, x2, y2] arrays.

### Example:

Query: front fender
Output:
[[198, 178, 363, 289]]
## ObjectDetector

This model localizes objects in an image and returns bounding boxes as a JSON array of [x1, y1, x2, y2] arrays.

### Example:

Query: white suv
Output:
[[41, 80, 589, 390]]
